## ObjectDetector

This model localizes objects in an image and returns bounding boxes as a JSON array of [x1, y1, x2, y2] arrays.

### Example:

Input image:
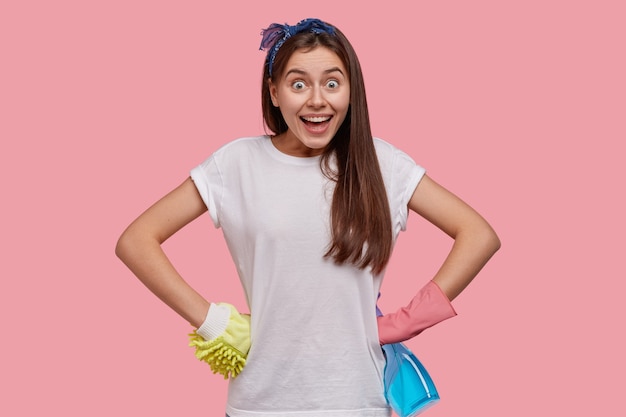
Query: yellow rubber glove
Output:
[[189, 303, 251, 379]]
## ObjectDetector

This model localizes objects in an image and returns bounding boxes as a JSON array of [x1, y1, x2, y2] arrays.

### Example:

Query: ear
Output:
[[268, 79, 279, 107]]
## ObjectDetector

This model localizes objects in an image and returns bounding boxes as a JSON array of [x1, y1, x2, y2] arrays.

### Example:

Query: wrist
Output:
[[196, 303, 231, 341]]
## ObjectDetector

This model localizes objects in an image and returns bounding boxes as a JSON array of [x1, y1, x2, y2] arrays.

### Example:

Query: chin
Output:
[[303, 137, 333, 150]]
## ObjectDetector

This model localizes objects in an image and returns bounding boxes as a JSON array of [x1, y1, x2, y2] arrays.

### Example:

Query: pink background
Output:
[[2, 1, 624, 416]]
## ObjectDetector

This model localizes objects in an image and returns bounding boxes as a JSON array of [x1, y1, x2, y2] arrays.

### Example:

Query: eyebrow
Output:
[[284, 67, 345, 77]]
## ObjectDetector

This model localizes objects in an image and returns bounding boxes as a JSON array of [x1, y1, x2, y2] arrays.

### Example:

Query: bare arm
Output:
[[115, 177, 210, 328], [409, 175, 501, 301]]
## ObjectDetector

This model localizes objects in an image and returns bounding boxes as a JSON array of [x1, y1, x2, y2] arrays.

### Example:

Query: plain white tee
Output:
[[190, 136, 425, 417]]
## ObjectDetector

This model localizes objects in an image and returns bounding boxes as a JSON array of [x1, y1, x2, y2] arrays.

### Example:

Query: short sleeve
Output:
[[374, 139, 426, 234], [394, 148, 425, 231], [190, 154, 223, 228]]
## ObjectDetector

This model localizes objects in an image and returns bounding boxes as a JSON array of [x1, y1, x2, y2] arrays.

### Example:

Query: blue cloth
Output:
[[259, 18, 335, 76]]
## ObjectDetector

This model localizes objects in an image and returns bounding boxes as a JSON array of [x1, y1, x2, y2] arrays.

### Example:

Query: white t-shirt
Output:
[[191, 136, 425, 417]]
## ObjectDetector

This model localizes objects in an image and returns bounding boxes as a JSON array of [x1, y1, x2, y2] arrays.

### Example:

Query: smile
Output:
[[301, 115, 332, 124]]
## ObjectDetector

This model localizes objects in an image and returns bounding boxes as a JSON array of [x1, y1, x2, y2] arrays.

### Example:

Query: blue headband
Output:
[[259, 18, 336, 77]]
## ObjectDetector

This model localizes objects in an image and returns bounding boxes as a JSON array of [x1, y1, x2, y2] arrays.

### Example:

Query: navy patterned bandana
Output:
[[259, 18, 336, 77]]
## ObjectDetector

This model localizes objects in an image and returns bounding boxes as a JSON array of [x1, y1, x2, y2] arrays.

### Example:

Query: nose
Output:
[[307, 85, 326, 108]]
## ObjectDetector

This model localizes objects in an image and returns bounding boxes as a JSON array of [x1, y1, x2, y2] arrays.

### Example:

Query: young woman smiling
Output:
[[116, 18, 500, 417]]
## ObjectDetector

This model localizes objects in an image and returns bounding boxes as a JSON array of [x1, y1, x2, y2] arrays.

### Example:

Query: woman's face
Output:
[[269, 46, 350, 157]]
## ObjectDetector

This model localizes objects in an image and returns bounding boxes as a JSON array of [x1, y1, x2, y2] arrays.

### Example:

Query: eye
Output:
[[292, 81, 306, 90], [326, 80, 339, 89]]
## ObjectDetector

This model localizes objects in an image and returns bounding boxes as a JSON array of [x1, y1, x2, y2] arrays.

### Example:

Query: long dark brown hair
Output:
[[261, 25, 393, 275]]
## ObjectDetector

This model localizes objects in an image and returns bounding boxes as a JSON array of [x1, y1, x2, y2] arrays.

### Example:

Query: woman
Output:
[[116, 18, 500, 417]]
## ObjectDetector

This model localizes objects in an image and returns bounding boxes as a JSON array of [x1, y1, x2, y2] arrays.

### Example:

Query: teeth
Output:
[[302, 116, 331, 123]]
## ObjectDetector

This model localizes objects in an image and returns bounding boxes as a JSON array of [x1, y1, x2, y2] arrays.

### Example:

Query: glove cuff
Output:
[[196, 303, 230, 341]]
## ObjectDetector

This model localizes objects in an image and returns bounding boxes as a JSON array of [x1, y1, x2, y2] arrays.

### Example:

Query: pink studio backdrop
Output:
[[1, 1, 624, 416]]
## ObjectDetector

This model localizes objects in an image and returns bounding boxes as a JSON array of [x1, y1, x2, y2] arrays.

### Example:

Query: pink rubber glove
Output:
[[377, 280, 457, 345]]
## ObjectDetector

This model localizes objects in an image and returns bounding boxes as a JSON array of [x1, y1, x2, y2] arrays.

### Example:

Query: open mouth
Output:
[[300, 115, 332, 126]]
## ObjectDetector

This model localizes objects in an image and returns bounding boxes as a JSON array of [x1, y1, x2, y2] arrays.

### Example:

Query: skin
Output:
[[269, 47, 350, 157], [409, 176, 500, 301], [115, 46, 500, 330], [115, 178, 210, 328]]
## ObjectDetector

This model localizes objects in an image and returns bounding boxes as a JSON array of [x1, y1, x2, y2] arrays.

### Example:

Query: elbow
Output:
[[463, 220, 500, 259], [115, 231, 128, 262], [491, 233, 501, 256], [115, 225, 161, 266], [483, 225, 501, 258], [115, 228, 136, 264]]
